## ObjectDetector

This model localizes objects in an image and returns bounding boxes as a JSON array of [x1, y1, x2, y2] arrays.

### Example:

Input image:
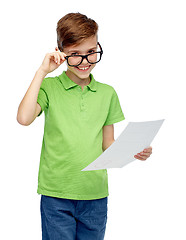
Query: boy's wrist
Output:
[[37, 67, 48, 78]]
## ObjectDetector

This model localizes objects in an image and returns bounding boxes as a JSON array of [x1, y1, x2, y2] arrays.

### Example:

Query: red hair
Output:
[[56, 13, 98, 51]]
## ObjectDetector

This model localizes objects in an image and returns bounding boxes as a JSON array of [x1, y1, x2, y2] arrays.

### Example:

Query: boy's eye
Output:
[[88, 50, 95, 54], [71, 52, 78, 56]]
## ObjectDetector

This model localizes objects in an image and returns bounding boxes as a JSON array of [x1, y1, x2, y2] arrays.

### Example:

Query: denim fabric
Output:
[[40, 195, 108, 240]]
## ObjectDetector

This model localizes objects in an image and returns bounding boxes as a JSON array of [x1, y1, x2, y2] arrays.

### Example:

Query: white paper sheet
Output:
[[82, 119, 164, 171]]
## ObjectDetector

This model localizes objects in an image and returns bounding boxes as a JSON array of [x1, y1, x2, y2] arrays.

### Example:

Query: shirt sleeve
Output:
[[37, 78, 49, 117], [103, 88, 125, 126]]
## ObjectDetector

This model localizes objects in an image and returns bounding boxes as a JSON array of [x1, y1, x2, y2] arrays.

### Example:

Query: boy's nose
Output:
[[82, 57, 88, 64]]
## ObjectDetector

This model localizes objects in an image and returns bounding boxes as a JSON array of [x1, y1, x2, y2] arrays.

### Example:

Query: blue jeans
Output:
[[40, 195, 108, 240]]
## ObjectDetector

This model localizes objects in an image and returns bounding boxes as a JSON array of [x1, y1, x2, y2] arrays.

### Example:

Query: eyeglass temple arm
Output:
[[97, 42, 103, 53]]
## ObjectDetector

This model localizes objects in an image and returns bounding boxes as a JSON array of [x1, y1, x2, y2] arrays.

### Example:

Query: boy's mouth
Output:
[[75, 65, 91, 72]]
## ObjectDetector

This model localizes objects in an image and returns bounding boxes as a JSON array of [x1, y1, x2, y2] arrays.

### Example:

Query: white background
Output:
[[1, 0, 186, 239]]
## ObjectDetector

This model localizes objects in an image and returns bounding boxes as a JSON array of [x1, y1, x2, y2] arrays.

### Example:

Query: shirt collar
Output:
[[59, 71, 97, 92]]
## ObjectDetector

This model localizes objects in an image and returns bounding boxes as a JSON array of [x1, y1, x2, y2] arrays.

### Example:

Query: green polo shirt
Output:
[[37, 71, 125, 200]]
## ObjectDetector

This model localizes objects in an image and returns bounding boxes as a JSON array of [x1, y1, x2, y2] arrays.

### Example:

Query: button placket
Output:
[[80, 88, 87, 118], [80, 94, 85, 110]]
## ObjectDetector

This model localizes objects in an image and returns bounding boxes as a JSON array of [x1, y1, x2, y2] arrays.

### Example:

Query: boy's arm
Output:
[[102, 124, 115, 152], [17, 51, 66, 126], [17, 68, 47, 126]]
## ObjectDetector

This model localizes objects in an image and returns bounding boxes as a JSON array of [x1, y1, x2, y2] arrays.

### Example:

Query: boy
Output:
[[17, 12, 152, 240]]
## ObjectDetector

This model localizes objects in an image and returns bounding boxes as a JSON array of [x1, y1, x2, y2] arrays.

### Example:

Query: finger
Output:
[[138, 152, 151, 157], [56, 53, 64, 64], [54, 52, 60, 64], [134, 155, 147, 161], [58, 52, 67, 62], [60, 52, 67, 60], [48, 52, 59, 64], [48, 51, 65, 65], [144, 147, 152, 153], [138, 153, 148, 159], [58, 53, 64, 64], [136, 151, 151, 159]]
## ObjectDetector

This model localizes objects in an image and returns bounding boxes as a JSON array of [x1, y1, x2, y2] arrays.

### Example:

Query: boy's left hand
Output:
[[134, 146, 152, 161]]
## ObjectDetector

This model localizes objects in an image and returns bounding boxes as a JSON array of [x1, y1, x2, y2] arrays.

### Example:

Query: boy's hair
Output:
[[56, 12, 98, 51]]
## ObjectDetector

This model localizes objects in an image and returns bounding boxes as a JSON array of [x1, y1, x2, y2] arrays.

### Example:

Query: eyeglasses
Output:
[[64, 42, 103, 67]]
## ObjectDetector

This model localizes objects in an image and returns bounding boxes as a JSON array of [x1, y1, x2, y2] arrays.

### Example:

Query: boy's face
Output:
[[63, 35, 98, 80]]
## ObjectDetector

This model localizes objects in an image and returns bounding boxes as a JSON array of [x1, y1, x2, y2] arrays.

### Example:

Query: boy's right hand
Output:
[[39, 51, 67, 75]]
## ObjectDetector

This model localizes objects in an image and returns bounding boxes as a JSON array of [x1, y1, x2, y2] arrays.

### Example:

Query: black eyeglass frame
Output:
[[64, 42, 103, 67]]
